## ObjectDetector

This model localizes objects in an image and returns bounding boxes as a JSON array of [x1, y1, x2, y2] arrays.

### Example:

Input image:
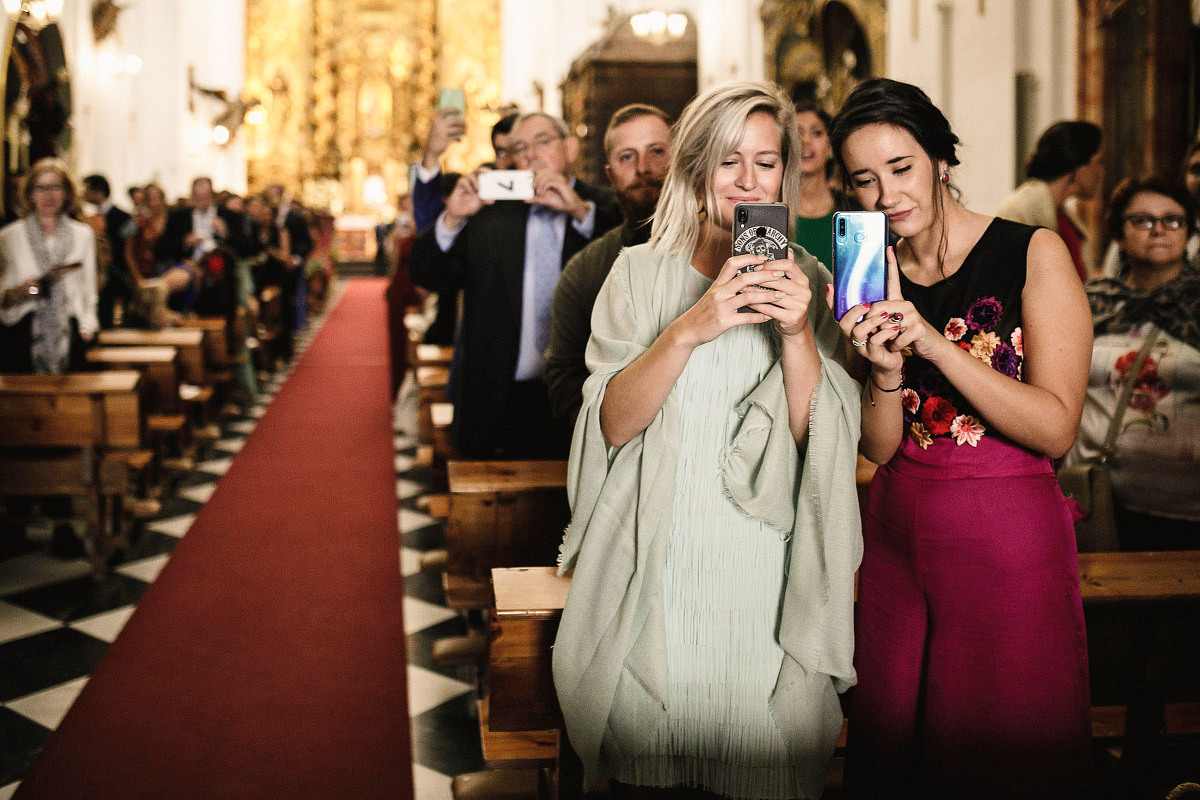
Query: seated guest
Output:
[[544, 103, 672, 422], [1065, 177, 1200, 550], [83, 174, 132, 328], [0, 158, 98, 373], [155, 176, 251, 272], [410, 111, 621, 459], [245, 192, 296, 362], [998, 120, 1103, 281], [120, 183, 186, 328]]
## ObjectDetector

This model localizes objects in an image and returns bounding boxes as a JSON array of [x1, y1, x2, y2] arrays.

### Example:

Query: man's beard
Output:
[[615, 180, 663, 228]]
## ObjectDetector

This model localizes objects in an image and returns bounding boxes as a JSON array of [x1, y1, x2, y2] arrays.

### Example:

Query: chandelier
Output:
[[3, 0, 63, 31], [630, 10, 687, 45]]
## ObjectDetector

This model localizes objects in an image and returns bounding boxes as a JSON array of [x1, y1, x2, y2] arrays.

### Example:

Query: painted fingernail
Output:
[[880, 312, 889, 318], [892, 325, 900, 331], [863, 302, 873, 308]]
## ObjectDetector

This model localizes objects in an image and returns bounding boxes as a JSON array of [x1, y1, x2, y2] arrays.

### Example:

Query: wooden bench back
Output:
[[446, 460, 570, 579], [0, 371, 142, 448]]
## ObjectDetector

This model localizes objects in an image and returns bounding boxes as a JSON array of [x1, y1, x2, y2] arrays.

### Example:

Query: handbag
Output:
[[1057, 324, 1159, 552]]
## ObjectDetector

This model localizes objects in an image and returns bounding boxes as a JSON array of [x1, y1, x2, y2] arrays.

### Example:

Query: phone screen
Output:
[[833, 211, 888, 320]]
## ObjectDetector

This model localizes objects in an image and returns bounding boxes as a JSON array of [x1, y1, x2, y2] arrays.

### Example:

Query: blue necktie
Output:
[[515, 205, 561, 379]]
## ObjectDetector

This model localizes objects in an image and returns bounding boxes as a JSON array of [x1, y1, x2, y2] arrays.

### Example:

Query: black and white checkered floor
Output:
[[0, 282, 480, 799]]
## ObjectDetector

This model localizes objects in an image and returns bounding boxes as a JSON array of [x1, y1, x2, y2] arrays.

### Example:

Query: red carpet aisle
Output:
[[16, 279, 413, 799]]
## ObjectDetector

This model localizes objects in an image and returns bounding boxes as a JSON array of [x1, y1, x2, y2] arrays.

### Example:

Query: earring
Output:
[[940, 170, 949, 184]]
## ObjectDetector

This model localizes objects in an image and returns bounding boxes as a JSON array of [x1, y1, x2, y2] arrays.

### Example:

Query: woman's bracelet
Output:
[[866, 372, 903, 407]]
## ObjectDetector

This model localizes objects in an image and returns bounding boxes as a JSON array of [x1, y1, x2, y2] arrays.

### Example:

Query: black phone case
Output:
[[733, 202, 790, 313]]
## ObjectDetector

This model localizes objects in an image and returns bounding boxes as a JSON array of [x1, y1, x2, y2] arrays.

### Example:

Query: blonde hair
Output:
[[651, 81, 800, 256], [20, 158, 79, 217]]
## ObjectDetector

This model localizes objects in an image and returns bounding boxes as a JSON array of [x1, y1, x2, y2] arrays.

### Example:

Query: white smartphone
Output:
[[477, 170, 535, 201]]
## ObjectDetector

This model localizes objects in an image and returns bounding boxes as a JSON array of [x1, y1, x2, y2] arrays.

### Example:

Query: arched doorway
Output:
[[1, 18, 71, 219]]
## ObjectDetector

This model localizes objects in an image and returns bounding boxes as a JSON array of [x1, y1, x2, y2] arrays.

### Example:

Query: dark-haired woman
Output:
[[998, 120, 1103, 282], [830, 79, 1093, 797], [1066, 177, 1200, 550], [791, 104, 842, 271]]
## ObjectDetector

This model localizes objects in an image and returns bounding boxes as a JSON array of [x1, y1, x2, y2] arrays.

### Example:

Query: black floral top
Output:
[[899, 219, 1037, 448]]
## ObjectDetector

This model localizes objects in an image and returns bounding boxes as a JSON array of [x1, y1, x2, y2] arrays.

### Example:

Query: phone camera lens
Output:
[[838, 219, 846, 236], [738, 209, 747, 224]]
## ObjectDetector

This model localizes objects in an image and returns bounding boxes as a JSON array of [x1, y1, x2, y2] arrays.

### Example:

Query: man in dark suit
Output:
[[155, 176, 251, 267], [410, 112, 620, 459], [83, 174, 133, 328]]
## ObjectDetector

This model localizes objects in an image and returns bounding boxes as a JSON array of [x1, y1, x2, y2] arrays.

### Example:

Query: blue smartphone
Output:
[[833, 211, 888, 320]]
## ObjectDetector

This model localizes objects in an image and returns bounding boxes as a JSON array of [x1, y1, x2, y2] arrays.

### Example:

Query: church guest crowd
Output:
[[3, 67, 1200, 796]]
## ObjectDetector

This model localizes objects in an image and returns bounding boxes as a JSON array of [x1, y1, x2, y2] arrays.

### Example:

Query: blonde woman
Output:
[[0, 159, 98, 373], [553, 81, 862, 799]]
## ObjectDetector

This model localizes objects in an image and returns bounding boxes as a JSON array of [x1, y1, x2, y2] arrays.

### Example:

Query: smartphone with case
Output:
[[832, 211, 888, 320], [732, 202, 790, 313], [477, 169, 535, 201], [437, 88, 465, 117]]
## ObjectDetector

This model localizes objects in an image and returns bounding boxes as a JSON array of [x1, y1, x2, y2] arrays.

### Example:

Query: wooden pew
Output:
[[485, 553, 1200, 795], [414, 343, 454, 369], [416, 366, 449, 443], [443, 460, 570, 610], [1078, 550, 1200, 790], [0, 371, 142, 577], [97, 328, 206, 387], [96, 328, 218, 437], [86, 346, 191, 462], [176, 316, 243, 397]]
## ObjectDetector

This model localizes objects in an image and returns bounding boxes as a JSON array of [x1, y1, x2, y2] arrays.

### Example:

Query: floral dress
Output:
[[845, 218, 1092, 797], [899, 221, 1027, 450]]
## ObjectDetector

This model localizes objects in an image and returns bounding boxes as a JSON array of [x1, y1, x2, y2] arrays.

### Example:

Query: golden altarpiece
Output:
[[244, 0, 501, 215], [760, 0, 884, 114]]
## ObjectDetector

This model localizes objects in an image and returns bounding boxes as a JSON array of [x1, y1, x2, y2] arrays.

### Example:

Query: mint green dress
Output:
[[611, 269, 806, 799]]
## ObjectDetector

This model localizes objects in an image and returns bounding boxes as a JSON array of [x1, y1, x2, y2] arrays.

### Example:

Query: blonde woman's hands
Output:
[[742, 250, 812, 338], [667, 253, 784, 349]]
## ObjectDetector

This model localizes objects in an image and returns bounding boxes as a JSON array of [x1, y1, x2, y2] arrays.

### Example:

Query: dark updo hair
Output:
[[793, 101, 832, 133], [829, 78, 961, 177], [1025, 121, 1102, 182], [1105, 176, 1197, 241]]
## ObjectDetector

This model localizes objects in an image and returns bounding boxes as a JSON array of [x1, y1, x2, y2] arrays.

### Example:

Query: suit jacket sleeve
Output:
[[154, 209, 189, 265], [412, 173, 445, 234], [409, 217, 469, 293]]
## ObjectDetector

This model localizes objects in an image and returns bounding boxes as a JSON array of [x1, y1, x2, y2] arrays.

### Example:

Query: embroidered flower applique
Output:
[[944, 317, 967, 341], [910, 421, 933, 449], [920, 396, 957, 437], [965, 297, 1003, 332], [969, 330, 1001, 361], [904, 297, 1020, 448], [950, 414, 986, 446]]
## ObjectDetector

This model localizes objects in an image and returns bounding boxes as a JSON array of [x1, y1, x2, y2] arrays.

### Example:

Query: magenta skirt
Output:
[[844, 434, 1092, 798]]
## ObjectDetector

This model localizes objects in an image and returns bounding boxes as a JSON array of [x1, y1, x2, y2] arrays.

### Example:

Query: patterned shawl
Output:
[[24, 214, 75, 374], [1087, 269, 1200, 352]]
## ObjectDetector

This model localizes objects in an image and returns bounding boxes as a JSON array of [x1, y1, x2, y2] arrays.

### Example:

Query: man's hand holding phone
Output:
[[528, 169, 590, 222], [423, 107, 467, 171], [441, 169, 489, 231]]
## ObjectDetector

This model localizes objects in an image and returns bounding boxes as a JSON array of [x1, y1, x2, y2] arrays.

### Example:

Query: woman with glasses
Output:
[[1064, 177, 1200, 550], [0, 158, 98, 373], [554, 81, 861, 799]]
